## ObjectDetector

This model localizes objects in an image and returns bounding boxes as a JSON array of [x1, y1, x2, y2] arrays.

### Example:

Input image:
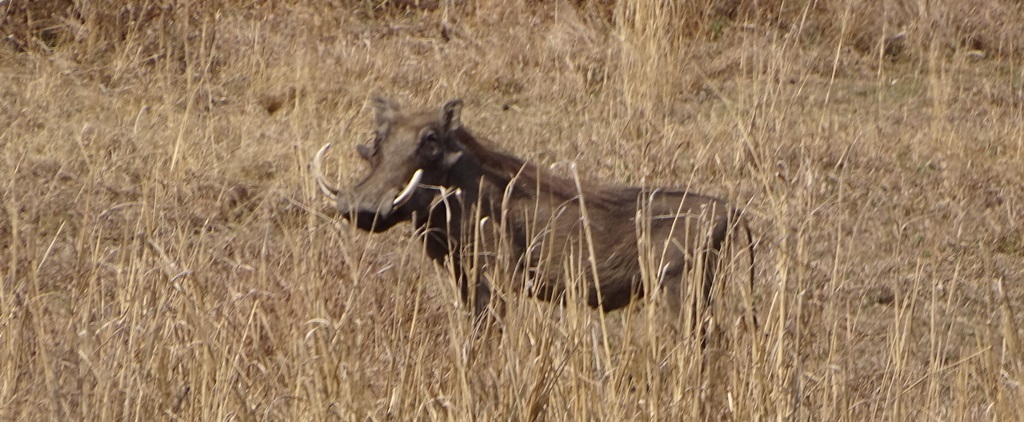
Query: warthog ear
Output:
[[372, 97, 398, 128], [440, 99, 463, 133]]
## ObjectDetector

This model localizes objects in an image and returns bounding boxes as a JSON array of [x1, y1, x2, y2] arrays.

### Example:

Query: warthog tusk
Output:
[[313, 143, 339, 201], [392, 169, 423, 208]]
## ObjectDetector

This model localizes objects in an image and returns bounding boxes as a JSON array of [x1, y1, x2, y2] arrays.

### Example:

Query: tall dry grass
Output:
[[2, 0, 1023, 419]]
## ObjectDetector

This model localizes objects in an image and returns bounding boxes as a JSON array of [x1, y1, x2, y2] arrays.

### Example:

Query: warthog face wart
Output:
[[314, 97, 754, 329]]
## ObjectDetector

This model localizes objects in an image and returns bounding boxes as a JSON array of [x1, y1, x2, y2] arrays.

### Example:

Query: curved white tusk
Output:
[[392, 169, 423, 208], [313, 143, 339, 201]]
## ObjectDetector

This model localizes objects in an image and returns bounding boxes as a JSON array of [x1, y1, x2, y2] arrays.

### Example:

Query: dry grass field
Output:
[[3, 0, 1024, 420]]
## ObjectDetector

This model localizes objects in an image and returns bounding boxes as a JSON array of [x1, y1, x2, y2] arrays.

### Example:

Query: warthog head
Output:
[[314, 97, 465, 232]]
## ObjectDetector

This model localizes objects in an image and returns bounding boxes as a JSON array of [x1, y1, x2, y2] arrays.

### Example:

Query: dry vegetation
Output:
[[2, 0, 1024, 419]]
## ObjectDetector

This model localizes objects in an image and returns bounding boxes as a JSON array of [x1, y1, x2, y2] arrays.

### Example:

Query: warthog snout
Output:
[[314, 143, 424, 232]]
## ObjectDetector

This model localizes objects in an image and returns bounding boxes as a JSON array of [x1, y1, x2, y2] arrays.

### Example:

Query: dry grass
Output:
[[2, 0, 1024, 419]]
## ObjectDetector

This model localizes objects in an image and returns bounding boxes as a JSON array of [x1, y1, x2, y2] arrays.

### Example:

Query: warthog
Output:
[[314, 97, 753, 328]]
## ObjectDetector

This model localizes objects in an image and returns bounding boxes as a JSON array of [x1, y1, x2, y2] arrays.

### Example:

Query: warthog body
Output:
[[314, 98, 752, 324]]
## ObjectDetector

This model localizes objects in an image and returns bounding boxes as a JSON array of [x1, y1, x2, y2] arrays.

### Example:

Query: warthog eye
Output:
[[419, 131, 442, 161], [356, 144, 374, 160]]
